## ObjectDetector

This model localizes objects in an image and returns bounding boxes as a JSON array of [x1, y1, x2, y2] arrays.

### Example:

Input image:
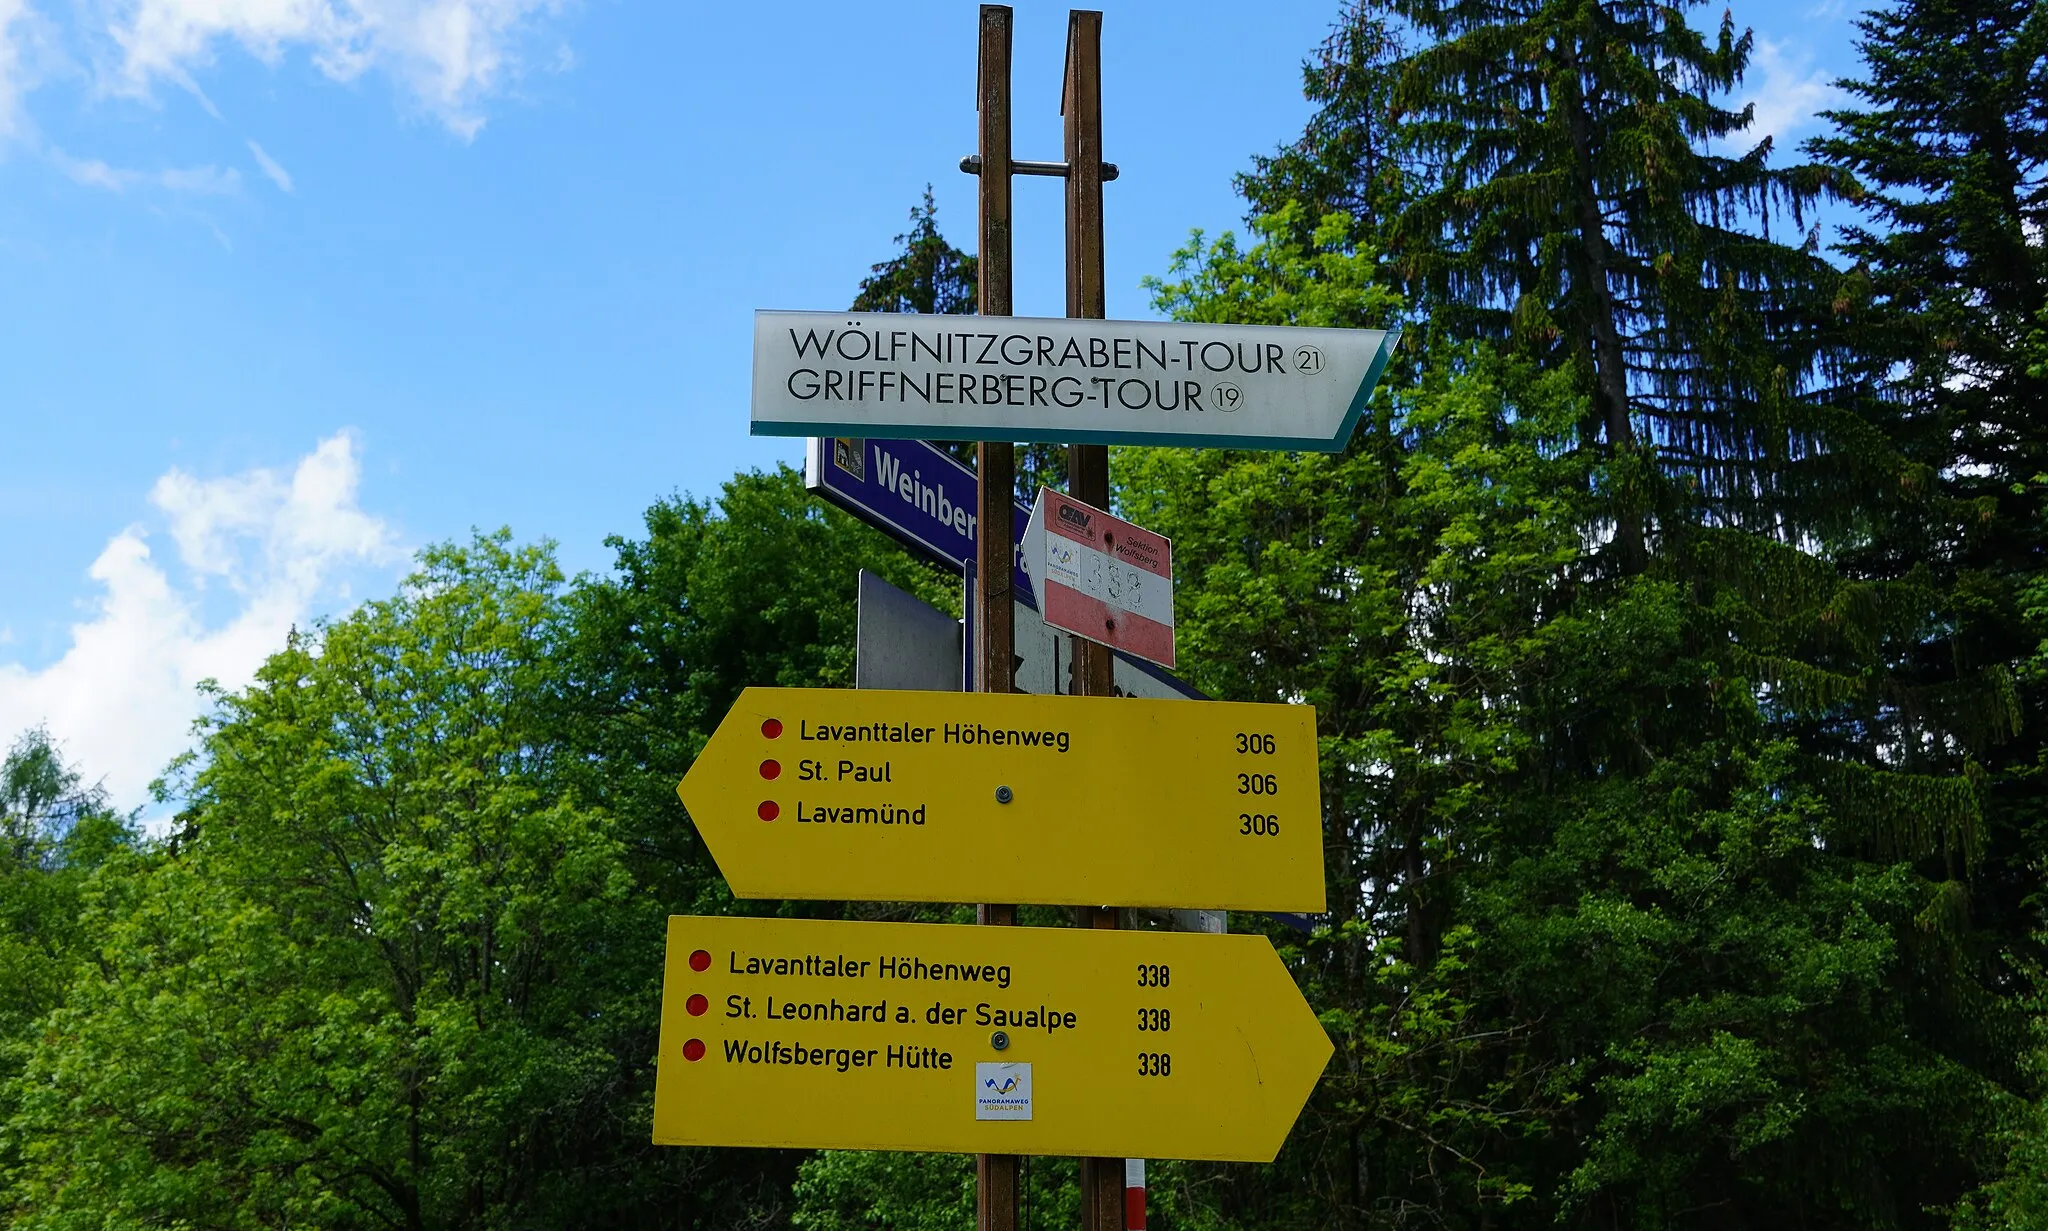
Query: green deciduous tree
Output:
[[559, 466, 957, 918], [557, 468, 969, 1219], [6, 535, 650, 1230], [0, 729, 132, 1222], [0, 728, 129, 1045]]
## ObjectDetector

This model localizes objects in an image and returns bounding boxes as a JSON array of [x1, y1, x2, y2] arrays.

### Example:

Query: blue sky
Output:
[[0, 0, 1866, 809]]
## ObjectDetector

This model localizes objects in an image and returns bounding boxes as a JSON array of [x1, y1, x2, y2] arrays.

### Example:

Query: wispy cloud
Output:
[[0, 0, 41, 141], [1740, 39, 1846, 147], [52, 147, 240, 194], [0, 434, 403, 812], [53, 150, 133, 189], [246, 139, 292, 192], [1, 1, 575, 152], [158, 162, 240, 194], [102, 0, 572, 139]]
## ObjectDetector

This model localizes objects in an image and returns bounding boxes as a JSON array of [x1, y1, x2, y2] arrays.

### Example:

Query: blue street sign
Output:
[[804, 436, 1034, 598]]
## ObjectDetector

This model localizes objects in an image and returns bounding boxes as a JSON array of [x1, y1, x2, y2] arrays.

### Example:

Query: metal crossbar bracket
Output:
[[959, 154, 1120, 181]]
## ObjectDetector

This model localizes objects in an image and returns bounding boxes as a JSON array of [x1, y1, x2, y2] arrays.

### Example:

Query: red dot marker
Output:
[[683, 1039, 706, 1062], [686, 993, 708, 1016], [689, 949, 710, 972], [759, 759, 781, 780], [761, 718, 783, 739], [758, 800, 780, 822]]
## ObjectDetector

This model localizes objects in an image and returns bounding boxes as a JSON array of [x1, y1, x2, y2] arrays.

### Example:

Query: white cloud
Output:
[[0, 0, 56, 142], [52, 148, 133, 187], [52, 146, 241, 193], [0, 433, 402, 813], [100, 0, 570, 138], [246, 138, 291, 191], [1741, 39, 1845, 147], [157, 161, 240, 192], [0, 0, 27, 140]]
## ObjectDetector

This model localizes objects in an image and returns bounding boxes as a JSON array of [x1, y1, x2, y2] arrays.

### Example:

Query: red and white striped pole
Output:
[[1124, 1159, 1146, 1229]]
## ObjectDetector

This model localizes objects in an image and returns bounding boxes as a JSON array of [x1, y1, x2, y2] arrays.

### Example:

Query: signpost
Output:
[[675, 686, 1325, 912], [757, 312, 1399, 452], [1024, 487, 1175, 669], [661, 14, 1357, 1225], [652, 915, 1332, 1162], [970, 14, 1024, 1222]]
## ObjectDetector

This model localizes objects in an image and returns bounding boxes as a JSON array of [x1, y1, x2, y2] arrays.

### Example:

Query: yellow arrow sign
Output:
[[677, 687, 1325, 912], [652, 915, 1332, 1161]]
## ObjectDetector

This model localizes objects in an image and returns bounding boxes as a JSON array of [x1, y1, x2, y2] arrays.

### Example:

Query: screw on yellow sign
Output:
[[653, 915, 1332, 1161], [675, 687, 1325, 912]]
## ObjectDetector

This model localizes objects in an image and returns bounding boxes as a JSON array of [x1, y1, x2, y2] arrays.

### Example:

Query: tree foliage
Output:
[[1134, 61, 2025, 1218], [6, 536, 645, 1230], [849, 188, 1064, 500], [851, 186, 979, 317]]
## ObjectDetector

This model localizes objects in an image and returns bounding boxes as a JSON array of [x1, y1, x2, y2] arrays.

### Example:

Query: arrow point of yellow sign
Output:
[[1240, 940, 1336, 1162]]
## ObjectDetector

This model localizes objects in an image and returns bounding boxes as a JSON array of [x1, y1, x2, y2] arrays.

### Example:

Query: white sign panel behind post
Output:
[[753, 311, 1399, 452]]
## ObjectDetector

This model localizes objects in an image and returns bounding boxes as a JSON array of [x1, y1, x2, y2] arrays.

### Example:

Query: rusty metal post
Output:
[[1062, 9, 1114, 703], [1062, 12, 1125, 1231], [974, 8, 1020, 1231]]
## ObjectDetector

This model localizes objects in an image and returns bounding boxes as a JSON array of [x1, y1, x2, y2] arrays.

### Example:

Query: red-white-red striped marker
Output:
[[1125, 1158, 1146, 1229], [1025, 487, 1176, 669]]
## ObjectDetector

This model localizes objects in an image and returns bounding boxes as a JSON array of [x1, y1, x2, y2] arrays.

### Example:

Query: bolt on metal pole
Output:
[[974, 8, 1020, 1231], [1062, 12, 1126, 1231]]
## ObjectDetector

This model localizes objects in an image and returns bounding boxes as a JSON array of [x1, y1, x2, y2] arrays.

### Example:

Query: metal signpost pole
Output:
[[1063, 11, 1112, 702], [1062, 13, 1124, 1231], [975, 8, 1020, 1231]]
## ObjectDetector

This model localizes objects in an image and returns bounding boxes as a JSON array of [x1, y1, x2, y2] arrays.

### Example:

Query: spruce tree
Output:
[[1202, 2, 2034, 1225], [1251, 0, 1871, 540], [849, 189, 1063, 499], [1807, 7, 2048, 1215], [850, 186, 978, 316], [1810, 0, 2047, 539]]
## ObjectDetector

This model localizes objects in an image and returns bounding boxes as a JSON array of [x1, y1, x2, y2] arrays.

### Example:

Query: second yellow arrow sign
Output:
[[677, 687, 1326, 911], [653, 915, 1332, 1160]]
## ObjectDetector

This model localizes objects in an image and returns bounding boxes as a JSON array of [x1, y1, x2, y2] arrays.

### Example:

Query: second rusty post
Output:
[[974, 7, 1020, 1231], [1063, 12, 1126, 1231]]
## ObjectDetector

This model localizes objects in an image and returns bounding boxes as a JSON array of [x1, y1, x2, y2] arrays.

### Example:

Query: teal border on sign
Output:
[[754, 328, 1402, 453]]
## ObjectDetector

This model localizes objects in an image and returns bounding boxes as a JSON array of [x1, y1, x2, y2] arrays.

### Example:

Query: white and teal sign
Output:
[[752, 311, 1398, 452]]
